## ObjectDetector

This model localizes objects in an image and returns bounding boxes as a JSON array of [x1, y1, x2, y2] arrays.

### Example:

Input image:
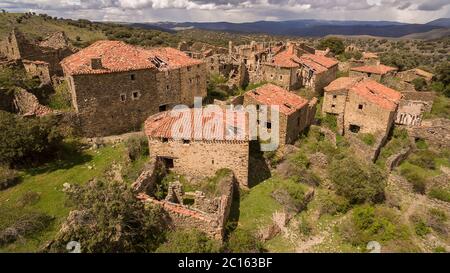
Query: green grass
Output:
[[0, 145, 127, 252], [0, 13, 106, 45], [424, 95, 450, 120], [359, 133, 376, 146], [236, 177, 307, 232]]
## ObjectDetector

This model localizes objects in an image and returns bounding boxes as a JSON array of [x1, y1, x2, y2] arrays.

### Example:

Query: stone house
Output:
[[0, 30, 75, 77], [362, 52, 381, 66], [323, 77, 402, 137], [243, 83, 317, 146], [61, 40, 207, 137], [350, 64, 398, 82], [396, 91, 435, 126], [261, 44, 338, 94], [145, 108, 250, 188]]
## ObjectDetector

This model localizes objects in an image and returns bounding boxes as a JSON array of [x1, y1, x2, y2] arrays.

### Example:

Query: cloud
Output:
[[1, 0, 449, 23]]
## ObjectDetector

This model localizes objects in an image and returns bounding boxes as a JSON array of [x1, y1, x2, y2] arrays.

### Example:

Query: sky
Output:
[[1, 0, 449, 24]]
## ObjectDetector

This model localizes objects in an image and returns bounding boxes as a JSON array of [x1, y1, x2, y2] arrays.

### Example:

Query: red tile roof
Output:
[[61, 40, 203, 76], [351, 64, 397, 75], [145, 109, 249, 141], [303, 54, 338, 69], [246, 83, 309, 115], [325, 77, 402, 110], [324, 77, 362, 92], [268, 49, 302, 68]]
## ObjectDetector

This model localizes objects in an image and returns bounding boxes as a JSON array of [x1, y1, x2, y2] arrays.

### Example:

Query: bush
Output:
[[412, 78, 428, 91], [321, 114, 337, 132], [0, 165, 20, 190], [427, 209, 448, 235], [408, 150, 437, 170], [19, 191, 41, 207], [48, 81, 72, 110], [0, 111, 65, 166], [400, 166, 427, 194], [51, 179, 167, 253], [319, 192, 350, 216], [429, 187, 450, 203], [0, 212, 54, 246], [318, 37, 344, 55], [414, 219, 431, 237], [329, 158, 387, 204], [226, 229, 264, 253], [156, 230, 221, 253], [125, 135, 149, 161], [340, 205, 410, 247]]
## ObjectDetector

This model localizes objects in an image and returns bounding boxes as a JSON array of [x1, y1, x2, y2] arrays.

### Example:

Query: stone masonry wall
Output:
[[344, 90, 396, 136], [70, 69, 159, 137], [148, 138, 250, 188]]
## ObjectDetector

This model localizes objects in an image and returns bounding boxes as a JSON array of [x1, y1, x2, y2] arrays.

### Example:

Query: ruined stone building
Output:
[[397, 68, 434, 84], [136, 169, 235, 241], [396, 91, 435, 126], [243, 83, 317, 146], [261, 44, 338, 94], [0, 30, 75, 79], [61, 40, 207, 137], [350, 64, 398, 82], [361, 52, 381, 66], [22, 60, 51, 85], [145, 108, 250, 188], [322, 77, 402, 137]]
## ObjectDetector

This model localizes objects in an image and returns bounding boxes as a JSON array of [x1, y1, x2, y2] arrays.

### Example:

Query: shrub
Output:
[[412, 77, 428, 91], [226, 229, 264, 253], [51, 179, 167, 253], [48, 81, 72, 110], [156, 229, 221, 253], [125, 135, 149, 161], [298, 215, 312, 236], [0, 212, 54, 246], [340, 205, 410, 247], [413, 219, 431, 237], [0, 111, 65, 166], [318, 37, 345, 55], [0, 165, 20, 190], [400, 167, 427, 194], [329, 158, 387, 204], [321, 113, 337, 132], [428, 187, 450, 203], [408, 150, 437, 170], [319, 192, 350, 216], [427, 209, 448, 235], [19, 191, 41, 207]]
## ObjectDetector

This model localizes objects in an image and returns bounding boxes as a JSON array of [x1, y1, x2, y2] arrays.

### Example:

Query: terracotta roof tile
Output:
[[268, 49, 301, 68], [246, 84, 310, 115], [302, 54, 338, 69], [145, 109, 249, 141], [61, 40, 203, 76], [325, 77, 402, 110], [351, 64, 397, 75]]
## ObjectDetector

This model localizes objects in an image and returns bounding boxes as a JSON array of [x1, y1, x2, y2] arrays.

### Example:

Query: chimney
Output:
[[91, 58, 103, 70]]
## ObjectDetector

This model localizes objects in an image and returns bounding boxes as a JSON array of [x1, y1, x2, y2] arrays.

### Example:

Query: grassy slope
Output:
[[0, 145, 126, 252], [0, 13, 106, 43]]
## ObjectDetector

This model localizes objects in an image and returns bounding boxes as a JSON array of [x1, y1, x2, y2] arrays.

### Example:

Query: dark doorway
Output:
[[160, 157, 174, 169], [349, 124, 361, 133]]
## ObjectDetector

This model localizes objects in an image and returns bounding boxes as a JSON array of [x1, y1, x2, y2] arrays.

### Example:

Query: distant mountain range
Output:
[[131, 18, 450, 38]]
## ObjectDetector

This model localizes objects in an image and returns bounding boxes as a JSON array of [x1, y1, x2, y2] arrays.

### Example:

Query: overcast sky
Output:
[[1, 0, 449, 23]]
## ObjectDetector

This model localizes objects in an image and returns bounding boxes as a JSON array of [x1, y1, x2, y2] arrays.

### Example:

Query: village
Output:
[[0, 21, 449, 253]]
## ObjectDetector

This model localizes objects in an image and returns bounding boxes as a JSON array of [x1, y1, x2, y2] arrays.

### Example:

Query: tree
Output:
[[318, 37, 345, 55], [50, 179, 167, 253], [329, 157, 387, 204], [0, 111, 64, 166], [156, 230, 221, 253]]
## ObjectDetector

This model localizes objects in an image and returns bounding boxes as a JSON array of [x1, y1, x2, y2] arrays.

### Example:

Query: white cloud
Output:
[[1, 0, 449, 23]]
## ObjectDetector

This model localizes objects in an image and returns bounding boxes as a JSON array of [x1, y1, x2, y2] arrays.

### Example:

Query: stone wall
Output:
[[137, 170, 235, 241], [69, 69, 160, 137], [12, 88, 52, 117], [396, 92, 435, 126], [312, 65, 338, 95], [261, 65, 298, 90], [23, 60, 51, 85], [408, 119, 450, 150], [344, 90, 396, 136], [148, 138, 250, 188]]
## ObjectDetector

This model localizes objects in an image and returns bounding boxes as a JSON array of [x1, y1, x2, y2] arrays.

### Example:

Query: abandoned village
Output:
[[0, 24, 449, 250]]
